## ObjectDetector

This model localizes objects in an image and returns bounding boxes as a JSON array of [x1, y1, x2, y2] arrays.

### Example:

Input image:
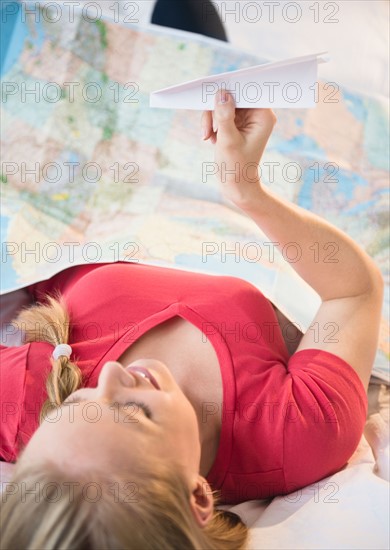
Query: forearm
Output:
[[203, 96, 382, 300], [239, 182, 382, 301]]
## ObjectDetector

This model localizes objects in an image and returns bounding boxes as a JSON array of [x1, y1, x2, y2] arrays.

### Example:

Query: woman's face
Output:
[[22, 360, 202, 482]]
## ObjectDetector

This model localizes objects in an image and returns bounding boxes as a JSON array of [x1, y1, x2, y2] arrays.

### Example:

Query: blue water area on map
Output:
[[1, 1, 46, 77], [343, 90, 367, 122], [0, 215, 17, 291], [1, 2, 23, 76], [274, 134, 325, 158]]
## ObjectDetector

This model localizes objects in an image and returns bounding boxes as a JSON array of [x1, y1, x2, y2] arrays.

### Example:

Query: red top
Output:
[[0, 262, 368, 504]]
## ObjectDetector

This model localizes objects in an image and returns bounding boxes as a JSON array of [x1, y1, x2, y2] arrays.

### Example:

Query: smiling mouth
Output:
[[126, 366, 161, 390]]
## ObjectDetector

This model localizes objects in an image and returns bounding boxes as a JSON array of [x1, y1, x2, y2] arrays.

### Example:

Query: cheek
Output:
[[178, 400, 199, 438]]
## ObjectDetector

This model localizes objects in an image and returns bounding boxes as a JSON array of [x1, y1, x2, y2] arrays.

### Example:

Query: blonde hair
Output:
[[14, 289, 83, 423], [1, 291, 249, 549]]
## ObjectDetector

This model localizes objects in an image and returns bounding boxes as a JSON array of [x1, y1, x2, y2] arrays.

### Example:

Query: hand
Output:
[[201, 90, 276, 208]]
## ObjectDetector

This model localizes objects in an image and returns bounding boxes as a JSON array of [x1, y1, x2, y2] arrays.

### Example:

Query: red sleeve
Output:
[[0, 344, 29, 462], [282, 349, 368, 492]]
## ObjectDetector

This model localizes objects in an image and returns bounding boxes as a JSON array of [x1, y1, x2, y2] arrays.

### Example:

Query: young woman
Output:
[[0, 92, 383, 549]]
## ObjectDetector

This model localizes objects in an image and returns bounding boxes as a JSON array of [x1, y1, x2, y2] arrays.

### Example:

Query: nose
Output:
[[96, 361, 136, 399]]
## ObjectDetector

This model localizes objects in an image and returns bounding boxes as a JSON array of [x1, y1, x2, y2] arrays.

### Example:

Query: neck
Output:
[[180, 381, 221, 478]]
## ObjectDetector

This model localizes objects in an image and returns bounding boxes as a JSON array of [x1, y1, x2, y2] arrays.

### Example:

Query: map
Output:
[[1, 3, 388, 381]]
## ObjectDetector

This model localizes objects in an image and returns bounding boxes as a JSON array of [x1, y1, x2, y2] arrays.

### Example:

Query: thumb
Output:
[[214, 90, 241, 145]]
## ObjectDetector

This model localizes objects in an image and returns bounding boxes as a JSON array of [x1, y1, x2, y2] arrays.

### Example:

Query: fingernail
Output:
[[202, 127, 208, 140], [218, 90, 228, 104]]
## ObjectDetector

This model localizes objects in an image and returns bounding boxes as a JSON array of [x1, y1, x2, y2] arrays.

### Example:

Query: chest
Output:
[[116, 315, 224, 407]]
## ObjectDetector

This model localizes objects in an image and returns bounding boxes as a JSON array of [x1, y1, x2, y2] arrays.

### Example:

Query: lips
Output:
[[126, 366, 161, 390]]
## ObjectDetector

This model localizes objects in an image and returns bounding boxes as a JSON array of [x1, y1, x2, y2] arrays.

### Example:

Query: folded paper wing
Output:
[[150, 52, 329, 110]]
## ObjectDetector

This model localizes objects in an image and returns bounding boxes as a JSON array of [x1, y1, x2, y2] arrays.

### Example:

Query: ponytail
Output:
[[13, 290, 83, 422]]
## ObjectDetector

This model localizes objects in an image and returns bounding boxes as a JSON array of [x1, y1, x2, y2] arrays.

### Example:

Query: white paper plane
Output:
[[150, 52, 329, 110]]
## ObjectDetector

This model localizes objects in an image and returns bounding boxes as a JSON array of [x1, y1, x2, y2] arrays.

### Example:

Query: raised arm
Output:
[[202, 91, 384, 391]]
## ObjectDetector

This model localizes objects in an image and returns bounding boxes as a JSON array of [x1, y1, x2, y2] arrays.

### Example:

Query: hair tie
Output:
[[52, 344, 72, 361]]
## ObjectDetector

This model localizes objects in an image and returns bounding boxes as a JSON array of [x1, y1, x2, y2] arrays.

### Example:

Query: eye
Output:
[[123, 401, 152, 419], [63, 396, 152, 420]]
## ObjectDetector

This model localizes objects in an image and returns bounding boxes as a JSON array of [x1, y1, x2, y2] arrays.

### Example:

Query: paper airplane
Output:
[[150, 52, 329, 110]]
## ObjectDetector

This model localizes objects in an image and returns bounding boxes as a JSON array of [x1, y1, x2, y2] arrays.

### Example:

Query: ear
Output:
[[189, 475, 214, 528]]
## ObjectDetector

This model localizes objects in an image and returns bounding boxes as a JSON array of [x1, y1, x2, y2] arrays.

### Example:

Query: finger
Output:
[[247, 108, 278, 137], [213, 90, 241, 146], [212, 111, 218, 133], [201, 110, 213, 140]]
